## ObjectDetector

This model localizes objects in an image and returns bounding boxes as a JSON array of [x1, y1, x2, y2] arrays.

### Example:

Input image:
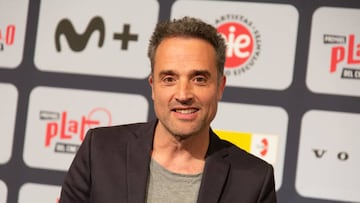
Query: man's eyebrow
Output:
[[191, 70, 211, 77], [158, 70, 176, 76], [157, 70, 211, 77]]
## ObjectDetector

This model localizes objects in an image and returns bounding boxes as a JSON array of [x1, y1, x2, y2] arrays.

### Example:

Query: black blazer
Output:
[[60, 120, 277, 203]]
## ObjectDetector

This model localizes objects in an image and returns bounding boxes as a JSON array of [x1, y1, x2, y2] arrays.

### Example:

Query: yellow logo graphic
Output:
[[214, 130, 279, 165]]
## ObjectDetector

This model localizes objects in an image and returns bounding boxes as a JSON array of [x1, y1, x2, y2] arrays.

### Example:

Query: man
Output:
[[60, 16, 277, 203]]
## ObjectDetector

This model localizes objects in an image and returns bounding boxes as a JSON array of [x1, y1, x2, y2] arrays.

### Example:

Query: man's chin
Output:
[[171, 132, 196, 141]]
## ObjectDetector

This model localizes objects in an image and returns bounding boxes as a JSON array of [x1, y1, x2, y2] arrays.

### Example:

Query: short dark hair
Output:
[[148, 16, 227, 77]]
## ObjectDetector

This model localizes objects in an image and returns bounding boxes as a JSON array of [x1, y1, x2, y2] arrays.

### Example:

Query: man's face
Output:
[[149, 37, 226, 139]]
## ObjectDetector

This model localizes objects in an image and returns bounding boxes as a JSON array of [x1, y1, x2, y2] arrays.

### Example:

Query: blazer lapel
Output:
[[197, 153, 230, 203], [197, 129, 231, 203], [125, 123, 231, 203], [126, 121, 156, 203]]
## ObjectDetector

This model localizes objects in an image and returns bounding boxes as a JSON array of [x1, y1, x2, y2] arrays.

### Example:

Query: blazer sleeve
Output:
[[59, 129, 93, 203], [257, 164, 277, 203]]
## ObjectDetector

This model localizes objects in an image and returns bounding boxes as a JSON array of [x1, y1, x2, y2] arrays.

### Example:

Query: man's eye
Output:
[[194, 76, 207, 83], [163, 77, 175, 83]]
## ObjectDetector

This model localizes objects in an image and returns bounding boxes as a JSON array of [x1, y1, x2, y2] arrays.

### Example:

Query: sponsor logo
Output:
[[296, 110, 360, 202], [42, 108, 112, 154], [171, 1, 298, 90], [0, 83, 18, 164], [312, 149, 350, 161], [212, 102, 288, 190], [0, 24, 16, 51], [34, 0, 159, 78], [214, 130, 279, 165], [55, 16, 106, 52], [54, 16, 138, 52], [306, 7, 360, 97], [215, 15, 261, 76], [0, 0, 29, 69], [18, 183, 60, 203], [23, 86, 148, 170], [326, 34, 360, 80]]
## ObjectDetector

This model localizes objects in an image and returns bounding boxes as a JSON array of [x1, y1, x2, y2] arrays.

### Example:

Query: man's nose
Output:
[[175, 80, 193, 104]]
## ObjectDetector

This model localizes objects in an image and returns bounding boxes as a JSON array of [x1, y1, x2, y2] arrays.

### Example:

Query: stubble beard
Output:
[[162, 119, 207, 142]]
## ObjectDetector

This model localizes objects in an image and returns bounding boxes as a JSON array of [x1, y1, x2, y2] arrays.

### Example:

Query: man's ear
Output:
[[148, 74, 155, 100], [148, 74, 153, 86], [218, 75, 226, 100]]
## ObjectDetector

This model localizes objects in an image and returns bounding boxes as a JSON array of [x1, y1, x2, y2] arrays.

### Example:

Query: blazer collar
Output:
[[126, 120, 231, 203], [126, 119, 157, 203], [197, 129, 231, 203]]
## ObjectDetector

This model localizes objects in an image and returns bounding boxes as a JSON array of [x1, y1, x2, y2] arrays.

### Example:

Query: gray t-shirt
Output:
[[146, 159, 203, 203]]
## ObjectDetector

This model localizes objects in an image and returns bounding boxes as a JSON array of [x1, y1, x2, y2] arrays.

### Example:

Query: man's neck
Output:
[[151, 124, 209, 174]]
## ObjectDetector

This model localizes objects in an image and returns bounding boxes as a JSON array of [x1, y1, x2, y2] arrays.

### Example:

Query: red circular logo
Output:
[[217, 22, 254, 68]]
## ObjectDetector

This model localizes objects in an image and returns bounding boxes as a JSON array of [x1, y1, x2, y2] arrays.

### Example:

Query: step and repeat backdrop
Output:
[[1, 0, 360, 202]]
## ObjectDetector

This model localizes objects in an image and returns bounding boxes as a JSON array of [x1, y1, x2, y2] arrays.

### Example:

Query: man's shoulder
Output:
[[88, 120, 156, 142], [92, 121, 150, 133], [217, 138, 272, 170]]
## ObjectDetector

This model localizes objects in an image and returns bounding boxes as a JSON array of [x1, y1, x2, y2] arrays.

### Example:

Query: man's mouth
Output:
[[173, 108, 199, 114]]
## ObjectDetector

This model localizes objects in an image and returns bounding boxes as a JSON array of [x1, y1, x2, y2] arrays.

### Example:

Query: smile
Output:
[[173, 108, 198, 114]]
